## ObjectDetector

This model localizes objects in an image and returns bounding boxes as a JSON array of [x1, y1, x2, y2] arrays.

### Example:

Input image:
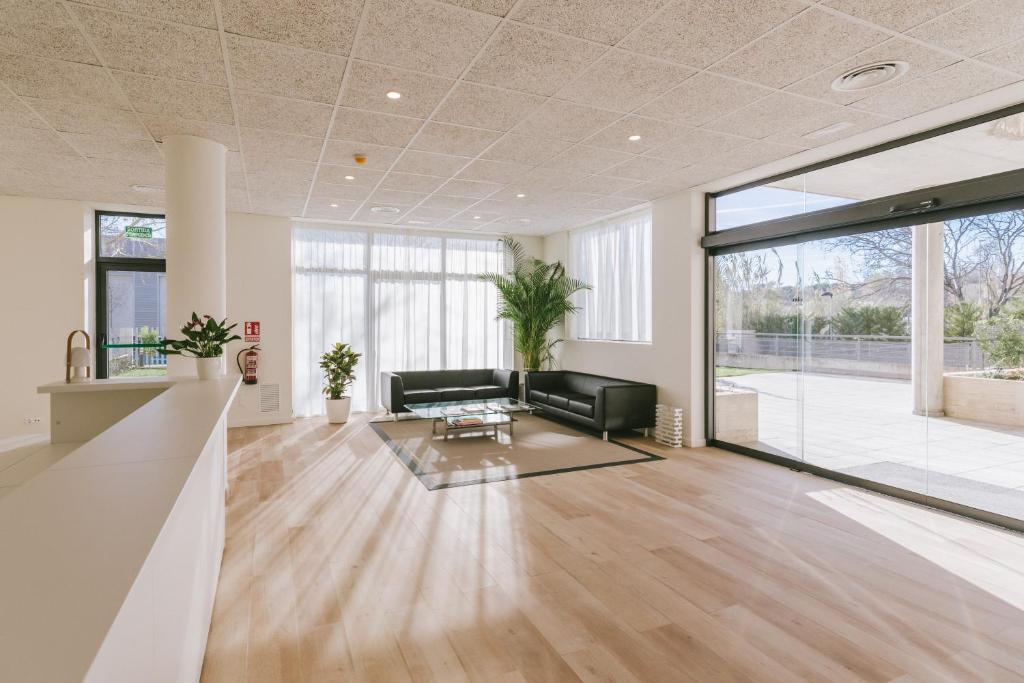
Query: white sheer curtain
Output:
[[569, 210, 653, 343], [293, 226, 511, 416]]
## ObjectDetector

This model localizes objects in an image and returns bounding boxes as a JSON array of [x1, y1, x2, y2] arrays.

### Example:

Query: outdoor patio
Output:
[[721, 371, 1024, 521]]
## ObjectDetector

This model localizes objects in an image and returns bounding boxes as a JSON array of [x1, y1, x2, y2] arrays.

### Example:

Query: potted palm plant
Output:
[[161, 313, 241, 379], [321, 342, 361, 423], [479, 237, 589, 371]]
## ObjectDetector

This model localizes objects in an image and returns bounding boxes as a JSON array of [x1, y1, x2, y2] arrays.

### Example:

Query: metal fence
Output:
[[715, 332, 987, 372]]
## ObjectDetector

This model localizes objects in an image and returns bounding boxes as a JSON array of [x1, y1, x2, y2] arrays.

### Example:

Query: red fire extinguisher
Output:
[[236, 344, 260, 385]]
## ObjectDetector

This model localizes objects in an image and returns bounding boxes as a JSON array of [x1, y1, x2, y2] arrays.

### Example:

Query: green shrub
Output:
[[977, 300, 1024, 370], [833, 305, 908, 336], [944, 302, 983, 338]]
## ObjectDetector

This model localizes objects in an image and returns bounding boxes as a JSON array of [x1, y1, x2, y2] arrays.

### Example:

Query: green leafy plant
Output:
[[320, 343, 361, 400], [833, 305, 908, 336], [944, 301, 983, 338], [976, 299, 1024, 374], [479, 237, 590, 372], [161, 313, 241, 358]]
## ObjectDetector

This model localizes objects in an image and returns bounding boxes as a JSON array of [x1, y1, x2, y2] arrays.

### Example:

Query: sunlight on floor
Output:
[[807, 487, 1024, 611]]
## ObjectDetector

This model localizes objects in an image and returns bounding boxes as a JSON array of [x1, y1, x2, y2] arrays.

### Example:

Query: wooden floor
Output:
[[200, 413, 1024, 683]]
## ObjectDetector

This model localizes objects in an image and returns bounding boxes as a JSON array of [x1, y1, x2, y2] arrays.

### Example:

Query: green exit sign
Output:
[[125, 226, 153, 239]]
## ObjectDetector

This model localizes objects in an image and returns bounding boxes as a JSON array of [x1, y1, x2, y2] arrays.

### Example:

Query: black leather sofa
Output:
[[525, 370, 656, 439], [381, 368, 519, 416]]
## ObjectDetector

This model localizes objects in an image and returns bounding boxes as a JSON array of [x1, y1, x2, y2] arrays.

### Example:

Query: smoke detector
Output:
[[353, 154, 368, 165], [831, 61, 908, 92]]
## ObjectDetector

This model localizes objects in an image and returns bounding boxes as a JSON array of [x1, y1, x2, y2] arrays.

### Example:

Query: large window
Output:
[[569, 210, 652, 343], [95, 212, 167, 378], [293, 227, 511, 415], [706, 105, 1024, 529]]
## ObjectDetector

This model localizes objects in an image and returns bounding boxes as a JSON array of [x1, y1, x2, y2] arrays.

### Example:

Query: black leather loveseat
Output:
[[525, 370, 656, 439], [381, 368, 519, 417]]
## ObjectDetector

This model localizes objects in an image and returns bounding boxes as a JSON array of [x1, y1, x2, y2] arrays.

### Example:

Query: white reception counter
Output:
[[0, 376, 240, 682]]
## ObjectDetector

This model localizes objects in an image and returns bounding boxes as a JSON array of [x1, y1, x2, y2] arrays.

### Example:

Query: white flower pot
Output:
[[326, 397, 352, 424], [196, 356, 224, 380]]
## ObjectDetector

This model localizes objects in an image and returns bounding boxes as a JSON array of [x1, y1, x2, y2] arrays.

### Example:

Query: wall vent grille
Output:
[[259, 383, 281, 413]]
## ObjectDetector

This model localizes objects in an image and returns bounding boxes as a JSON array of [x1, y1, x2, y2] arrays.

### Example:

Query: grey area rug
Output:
[[840, 461, 1024, 520], [370, 412, 663, 489]]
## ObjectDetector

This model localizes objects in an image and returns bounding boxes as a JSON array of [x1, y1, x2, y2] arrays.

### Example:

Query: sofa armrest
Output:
[[492, 368, 519, 399], [596, 383, 656, 431], [380, 372, 405, 412]]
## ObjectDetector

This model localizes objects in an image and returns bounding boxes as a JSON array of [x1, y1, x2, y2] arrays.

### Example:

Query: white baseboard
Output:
[[228, 415, 294, 428]]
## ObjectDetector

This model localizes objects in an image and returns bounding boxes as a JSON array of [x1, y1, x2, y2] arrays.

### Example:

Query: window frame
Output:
[[94, 210, 167, 379]]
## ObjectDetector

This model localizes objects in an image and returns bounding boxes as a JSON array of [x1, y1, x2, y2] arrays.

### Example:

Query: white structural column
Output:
[[164, 135, 227, 377], [912, 222, 945, 416]]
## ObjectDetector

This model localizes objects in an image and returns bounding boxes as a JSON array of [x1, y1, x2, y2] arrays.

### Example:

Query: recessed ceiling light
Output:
[[130, 184, 162, 193], [516, 193, 525, 198], [329, 203, 339, 208], [344, 175, 355, 181], [831, 61, 908, 92], [407, 220, 430, 225], [473, 215, 482, 219], [370, 206, 400, 214], [627, 134, 642, 141], [386, 90, 401, 100]]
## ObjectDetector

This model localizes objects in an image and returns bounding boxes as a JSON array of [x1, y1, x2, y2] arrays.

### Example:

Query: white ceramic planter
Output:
[[326, 397, 352, 424], [195, 356, 224, 380]]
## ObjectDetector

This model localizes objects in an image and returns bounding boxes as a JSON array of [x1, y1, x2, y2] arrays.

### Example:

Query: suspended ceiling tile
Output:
[[317, 164, 384, 186], [112, 72, 234, 123], [409, 122, 502, 157], [582, 115, 688, 154], [71, 5, 226, 85], [480, 133, 571, 166], [432, 82, 546, 132], [600, 155, 685, 181], [367, 187, 429, 206], [855, 61, 1017, 119], [330, 107, 423, 148], [355, 0, 499, 78], [511, 99, 621, 142], [437, 0, 517, 17], [62, 132, 162, 163], [436, 177, 504, 198], [906, 0, 1024, 57], [822, 0, 969, 32], [322, 139, 403, 169], [556, 50, 695, 113], [540, 145, 634, 176], [378, 172, 448, 193], [140, 114, 238, 149], [227, 34, 345, 103], [392, 150, 470, 176], [235, 92, 333, 138], [24, 98, 146, 138], [340, 61, 454, 118], [508, 0, 664, 45], [464, 23, 605, 96], [219, 0, 361, 55], [637, 72, 772, 128], [0, 54, 128, 106], [455, 158, 530, 184], [0, 0, 98, 64], [712, 8, 889, 89], [69, 0, 218, 28], [240, 127, 324, 162], [618, 0, 806, 68]]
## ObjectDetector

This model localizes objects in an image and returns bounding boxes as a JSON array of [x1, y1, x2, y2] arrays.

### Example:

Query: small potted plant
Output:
[[320, 342, 361, 423], [161, 313, 241, 379]]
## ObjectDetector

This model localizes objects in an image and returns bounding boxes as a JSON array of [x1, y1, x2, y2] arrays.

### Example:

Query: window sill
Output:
[[571, 337, 652, 346]]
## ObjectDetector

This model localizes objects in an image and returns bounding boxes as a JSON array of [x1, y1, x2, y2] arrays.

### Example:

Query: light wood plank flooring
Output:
[[201, 413, 1024, 682]]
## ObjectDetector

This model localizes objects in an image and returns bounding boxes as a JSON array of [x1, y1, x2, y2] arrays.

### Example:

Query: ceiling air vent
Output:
[[831, 61, 909, 92], [259, 383, 280, 413]]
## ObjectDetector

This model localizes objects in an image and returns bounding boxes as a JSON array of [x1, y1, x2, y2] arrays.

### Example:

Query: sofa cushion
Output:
[[437, 387, 476, 401], [471, 384, 506, 399], [568, 397, 595, 417], [546, 392, 572, 409], [529, 389, 548, 404], [404, 389, 440, 404]]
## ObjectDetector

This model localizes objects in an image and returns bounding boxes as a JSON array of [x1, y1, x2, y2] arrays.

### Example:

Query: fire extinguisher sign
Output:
[[244, 321, 261, 342]]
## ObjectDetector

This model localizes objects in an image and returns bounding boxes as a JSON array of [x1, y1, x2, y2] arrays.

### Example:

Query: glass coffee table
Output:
[[404, 397, 536, 441]]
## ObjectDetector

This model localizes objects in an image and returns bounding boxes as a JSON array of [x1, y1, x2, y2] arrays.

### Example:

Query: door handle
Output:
[[888, 198, 939, 214]]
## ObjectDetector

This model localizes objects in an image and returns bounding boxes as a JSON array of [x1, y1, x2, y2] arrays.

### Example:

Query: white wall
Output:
[[543, 192, 707, 446], [225, 212, 293, 427], [0, 195, 92, 437]]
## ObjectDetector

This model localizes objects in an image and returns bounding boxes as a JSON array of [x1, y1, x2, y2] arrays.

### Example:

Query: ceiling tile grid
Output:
[[0, 0, 1021, 232]]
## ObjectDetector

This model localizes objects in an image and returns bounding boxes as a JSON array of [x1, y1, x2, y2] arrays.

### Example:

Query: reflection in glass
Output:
[[105, 270, 167, 377]]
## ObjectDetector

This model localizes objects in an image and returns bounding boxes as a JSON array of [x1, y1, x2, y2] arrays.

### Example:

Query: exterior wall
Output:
[[542, 192, 706, 446]]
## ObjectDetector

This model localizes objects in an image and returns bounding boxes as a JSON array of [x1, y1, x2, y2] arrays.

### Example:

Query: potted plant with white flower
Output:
[[320, 342, 361, 423], [161, 313, 241, 379]]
